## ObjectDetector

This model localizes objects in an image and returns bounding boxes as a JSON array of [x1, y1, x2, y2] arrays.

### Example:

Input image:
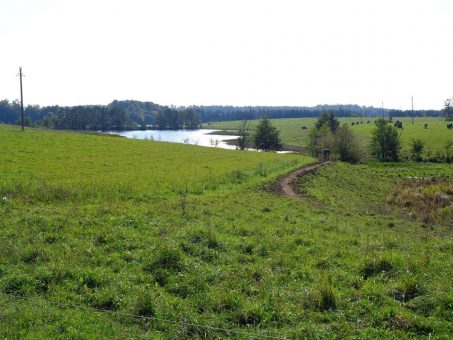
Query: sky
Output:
[[1, 0, 452, 110]]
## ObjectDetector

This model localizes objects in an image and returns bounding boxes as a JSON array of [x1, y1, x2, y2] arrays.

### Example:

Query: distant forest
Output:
[[0, 99, 441, 131]]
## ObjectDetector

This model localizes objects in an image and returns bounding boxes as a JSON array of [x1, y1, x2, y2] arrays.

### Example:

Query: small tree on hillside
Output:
[[237, 120, 251, 150], [370, 118, 401, 161], [254, 118, 282, 151], [442, 97, 453, 121], [308, 123, 334, 157], [334, 124, 362, 163]]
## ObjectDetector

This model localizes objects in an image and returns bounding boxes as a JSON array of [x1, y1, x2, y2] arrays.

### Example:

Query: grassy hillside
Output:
[[1, 124, 452, 338], [205, 117, 453, 154]]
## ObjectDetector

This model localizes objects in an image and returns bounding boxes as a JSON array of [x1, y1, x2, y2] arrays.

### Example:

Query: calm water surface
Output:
[[110, 129, 239, 150]]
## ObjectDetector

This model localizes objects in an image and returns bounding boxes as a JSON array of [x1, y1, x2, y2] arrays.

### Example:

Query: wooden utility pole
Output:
[[411, 96, 414, 124], [18, 67, 25, 131]]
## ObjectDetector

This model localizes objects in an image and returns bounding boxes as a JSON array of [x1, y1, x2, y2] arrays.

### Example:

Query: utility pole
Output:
[[18, 67, 25, 131], [411, 96, 414, 124]]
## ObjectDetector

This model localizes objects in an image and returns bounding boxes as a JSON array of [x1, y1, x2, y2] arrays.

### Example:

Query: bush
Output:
[[410, 139, 424, 162], [334, 124, 362, 163], [370, 119, 401, 161]]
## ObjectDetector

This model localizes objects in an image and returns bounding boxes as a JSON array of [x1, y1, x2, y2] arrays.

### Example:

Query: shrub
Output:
[[334, 124, 362, 163], [410, 139, 424, 162], [370, 118, 401, 161]]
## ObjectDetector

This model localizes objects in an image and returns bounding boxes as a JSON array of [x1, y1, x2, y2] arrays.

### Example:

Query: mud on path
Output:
[[274, 161, 332, 199]]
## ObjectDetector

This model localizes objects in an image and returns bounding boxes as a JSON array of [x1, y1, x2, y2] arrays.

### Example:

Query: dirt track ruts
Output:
[[276, 161, 332, 199]]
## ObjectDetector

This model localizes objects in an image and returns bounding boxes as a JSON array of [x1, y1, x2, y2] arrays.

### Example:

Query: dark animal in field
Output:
[[351, 122, 355, 126], [394, 120, 403, 129], [424, 123, 428, 129], [321, 148, 331, 161], [447, 124, 453, 129], [367, 121, 371, 124], [356, 122, 359, 125], [301, 126, 307, 129]]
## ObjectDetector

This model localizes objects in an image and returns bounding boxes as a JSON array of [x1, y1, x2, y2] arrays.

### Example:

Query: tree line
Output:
[[0, 100, 201, 131], [196, 104, 441, 123], [251, 104, 452, 163], [1, 99, 444, 131]]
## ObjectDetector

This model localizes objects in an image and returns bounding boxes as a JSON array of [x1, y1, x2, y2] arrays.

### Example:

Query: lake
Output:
[[110, 129, 239, 150]]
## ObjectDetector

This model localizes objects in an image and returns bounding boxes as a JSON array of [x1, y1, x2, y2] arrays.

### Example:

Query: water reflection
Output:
[[110, 129, 238, 149]]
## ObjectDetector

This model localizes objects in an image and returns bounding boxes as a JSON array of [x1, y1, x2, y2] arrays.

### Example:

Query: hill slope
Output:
[[0, 124, 451, 338]]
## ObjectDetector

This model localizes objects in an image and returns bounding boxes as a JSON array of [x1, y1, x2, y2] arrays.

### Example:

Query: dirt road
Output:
[[275, 161, 331, 198]]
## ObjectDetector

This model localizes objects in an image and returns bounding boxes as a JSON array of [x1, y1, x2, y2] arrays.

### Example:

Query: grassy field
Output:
[[0, 124, 452, 338], [205, 117, 453, 154]]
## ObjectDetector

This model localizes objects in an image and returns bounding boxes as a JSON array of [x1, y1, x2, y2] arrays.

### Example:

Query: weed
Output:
[[2, 273, 34, 296], [21, 248, 47, 264], [177, 186, 188, 217], [318, 276, 336, 311], [134, 292, 156, 318], [88, 291, 120, 311], [362, 257, 395, 279], [144, 246, 184, 273], [391, 277, 422, 302]]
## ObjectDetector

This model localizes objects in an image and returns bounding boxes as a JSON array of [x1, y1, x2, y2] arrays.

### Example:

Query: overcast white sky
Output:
[[1, 0, 452, 109]]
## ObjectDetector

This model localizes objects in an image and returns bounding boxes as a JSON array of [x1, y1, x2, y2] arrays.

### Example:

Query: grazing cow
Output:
[[448, 124, 453, 130], [367, 120, 371, 124], [351, 122, 355, 126], [394, 120, 403, 129], [424, 123, 428, 129]]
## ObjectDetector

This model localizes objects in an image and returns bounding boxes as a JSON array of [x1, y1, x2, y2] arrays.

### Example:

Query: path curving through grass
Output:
[[275, 160, 332, 199]]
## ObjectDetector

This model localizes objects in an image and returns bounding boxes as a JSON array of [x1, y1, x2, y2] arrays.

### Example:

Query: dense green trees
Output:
[[309, 113, 361, 163], [315, 112, 340, 132], [370, 118, 401, 161], [0, 100, 201, 131], [254, 118, 282, 151]]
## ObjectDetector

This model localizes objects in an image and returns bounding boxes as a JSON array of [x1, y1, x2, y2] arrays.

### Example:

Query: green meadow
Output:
[[0, 124, 452, 338], [205, 117, 453, 154]]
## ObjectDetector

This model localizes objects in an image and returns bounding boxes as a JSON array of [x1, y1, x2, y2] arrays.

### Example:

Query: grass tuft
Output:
[[362, 257, 395, 279]]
